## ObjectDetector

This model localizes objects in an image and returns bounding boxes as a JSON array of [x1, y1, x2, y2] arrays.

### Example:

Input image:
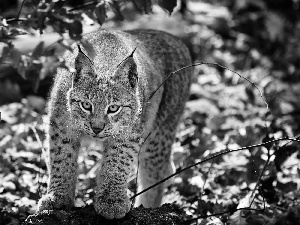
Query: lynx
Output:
[[37, 29, 192, 219]]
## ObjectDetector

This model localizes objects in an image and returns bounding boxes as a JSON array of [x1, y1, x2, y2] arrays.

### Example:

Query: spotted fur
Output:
[[37, 29, 192, 219]]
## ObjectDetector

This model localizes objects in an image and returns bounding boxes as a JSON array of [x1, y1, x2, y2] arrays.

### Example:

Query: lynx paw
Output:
[[37, 193, 73, 212], [94, 188, 131, 219]]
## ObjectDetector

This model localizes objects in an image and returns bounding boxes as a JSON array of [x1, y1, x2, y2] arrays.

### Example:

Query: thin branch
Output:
[[148, 62, 268, 111], [148, 64, 193, 101], [130, 137, 300, 200], [68, 1, 99, 12], [184, 186, 267, 224], [30, 124, 46, 196], [249, 135, 300, 206], [131, 131, 152, 209], [6, 18, 27, 23], [5, 0, 27, 24], [250, 156, 270, 207], [270, 134, 300, 158], [147, 62, 272, 176], [17, 0, 27, 19], [249, 134, 300, 208], [196, 161, 213, 217], [30, 124, 46, 155]]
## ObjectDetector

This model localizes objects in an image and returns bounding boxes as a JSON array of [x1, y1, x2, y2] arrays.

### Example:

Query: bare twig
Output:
[[30, 124, 46, 196], [30, 124, 46, 155], [148, 64, 194, 101], [183, 184, 267, 224], [6, 0, 27, 24], [17, 0, 27, 20], [131, 137, 300, 200], [249, 134, 300, 206], [148, 61, 271, 146], [68, 1, 99, 12], [6, 18, 27, 23], [196, 161, 213, 219], [249, 141, 274, 207], [148, 62, 269, 111], [131, 131, 152, 209], [147, 62, 272, 206]]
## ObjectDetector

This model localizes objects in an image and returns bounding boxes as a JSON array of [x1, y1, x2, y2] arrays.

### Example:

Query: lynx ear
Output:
[[73, 44, 94, 83], [114, 48, 138, 89]]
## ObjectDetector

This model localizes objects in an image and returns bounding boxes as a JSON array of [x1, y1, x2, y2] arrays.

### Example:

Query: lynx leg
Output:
[[135, 128, 176, 208], [37, 115, 80, 211], [94, 136, 140, 219]]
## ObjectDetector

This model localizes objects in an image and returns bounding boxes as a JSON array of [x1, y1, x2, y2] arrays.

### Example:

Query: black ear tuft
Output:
[[128, 59, 138, 89], [115, 47, 138, 89], [73, 44, 94, 83], [128, 47, 137, 58], [76, 44, 94, 66]]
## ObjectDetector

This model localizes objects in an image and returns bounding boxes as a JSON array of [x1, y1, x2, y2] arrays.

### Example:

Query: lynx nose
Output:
[[91, 123, 105, 134]]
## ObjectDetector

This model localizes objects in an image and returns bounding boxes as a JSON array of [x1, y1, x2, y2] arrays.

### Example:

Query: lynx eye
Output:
[[107, 105, 121, 114], [80, 101, 93, 112]]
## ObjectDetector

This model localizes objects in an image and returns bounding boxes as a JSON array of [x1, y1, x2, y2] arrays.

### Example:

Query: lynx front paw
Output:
[[37, 193, 73, 212], [94, 188, 131, 219]]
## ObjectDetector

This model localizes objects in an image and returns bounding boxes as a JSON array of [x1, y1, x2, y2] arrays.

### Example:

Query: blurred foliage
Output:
[[1, 0, 300, 224], [0, 0, 178, 104]]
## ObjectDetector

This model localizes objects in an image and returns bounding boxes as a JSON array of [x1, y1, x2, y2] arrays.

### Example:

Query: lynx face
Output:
[[66, 46, 140, 139], [67, 82, 140, 138]]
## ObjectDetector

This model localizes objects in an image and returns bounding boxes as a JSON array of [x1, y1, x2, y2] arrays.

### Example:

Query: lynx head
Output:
[[66, 44, 141, 139]]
